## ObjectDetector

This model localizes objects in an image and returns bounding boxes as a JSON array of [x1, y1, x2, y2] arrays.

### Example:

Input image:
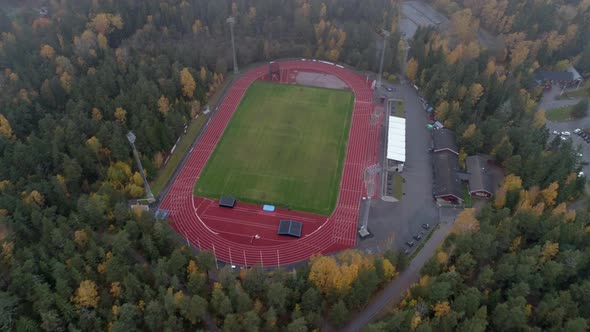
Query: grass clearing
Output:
[[462, 184, 473, 208], [546, 105, 575, 122], [394, 101, 405, 118], [560, 84, 590, 99], [560, 90, 590, 98], [151, 74, 233, 196], [194, 81, 354, 215], [393, 174, 404, 200]]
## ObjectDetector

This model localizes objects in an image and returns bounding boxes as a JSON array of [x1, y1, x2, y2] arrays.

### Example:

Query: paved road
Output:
[[342, 208, 458, 332]]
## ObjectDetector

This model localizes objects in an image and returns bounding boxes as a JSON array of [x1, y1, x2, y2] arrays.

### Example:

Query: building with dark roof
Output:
[[535, 71, 573, 82], [278, 220, 303, 237], [219, 196, 236, 208], [567, 66, 583, 82], [432, 128, 458, 155], [433, 150, 463, 203], [534, 66, 583, 88], [466, 155, 496, 199]]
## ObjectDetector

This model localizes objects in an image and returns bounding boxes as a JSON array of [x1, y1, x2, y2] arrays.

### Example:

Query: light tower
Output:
[[399, 37, 411, 83], [126, 131, 155, 204], [227, 17, 238, 74], [376, 29, 391, 89]]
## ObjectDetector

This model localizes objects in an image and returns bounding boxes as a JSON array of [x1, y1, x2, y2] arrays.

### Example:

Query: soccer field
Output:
[[194, 81, 354, 215]]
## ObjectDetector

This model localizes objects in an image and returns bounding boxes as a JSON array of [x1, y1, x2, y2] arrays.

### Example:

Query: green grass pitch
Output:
[[194, 81, 354, 215]]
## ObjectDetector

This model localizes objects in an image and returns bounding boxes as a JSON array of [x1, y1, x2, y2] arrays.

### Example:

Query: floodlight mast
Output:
[[401, 39, 411, 80], [227, 17, 238, 74], [376, 29, 391, 89], [126, 131, 155, 204]]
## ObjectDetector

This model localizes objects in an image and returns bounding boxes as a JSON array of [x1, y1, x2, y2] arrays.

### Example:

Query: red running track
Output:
[[160, 60, 381, 266]]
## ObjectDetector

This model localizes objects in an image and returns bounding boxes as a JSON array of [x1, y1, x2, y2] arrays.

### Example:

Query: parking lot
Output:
[[358, 82, 439, 254], [541, 85, 590, 177], [549, 129, 589, 176]]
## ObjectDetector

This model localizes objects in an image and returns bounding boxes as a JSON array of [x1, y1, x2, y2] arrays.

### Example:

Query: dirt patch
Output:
[[295, 72, 349, 90]]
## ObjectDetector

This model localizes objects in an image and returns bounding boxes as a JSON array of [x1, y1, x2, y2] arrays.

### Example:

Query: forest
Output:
[[2, 0, 590, 330], [367, 0, 590, 330], [0, 0, 407, 330]]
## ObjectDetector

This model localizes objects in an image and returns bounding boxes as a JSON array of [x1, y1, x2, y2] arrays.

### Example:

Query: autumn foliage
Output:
[[0, 113, 14, 139], [452, 208, 480, 234], [406, 57, 418, 81], [309, 250, 396, 295], [72, 280, 99, 308], [180, 68, 196, 99]]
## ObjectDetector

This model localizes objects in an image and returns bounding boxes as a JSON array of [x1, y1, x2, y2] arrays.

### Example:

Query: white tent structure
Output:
[[387, 116, 406, 168]]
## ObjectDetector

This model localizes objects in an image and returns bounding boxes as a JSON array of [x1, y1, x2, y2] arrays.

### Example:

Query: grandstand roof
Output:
[[387, 116, 406, 162], [278, 220, 303, 237], [219, 196, 236, 208]]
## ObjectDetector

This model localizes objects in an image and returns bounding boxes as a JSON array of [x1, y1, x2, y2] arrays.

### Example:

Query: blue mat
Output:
[[262, 205, 275, 212]]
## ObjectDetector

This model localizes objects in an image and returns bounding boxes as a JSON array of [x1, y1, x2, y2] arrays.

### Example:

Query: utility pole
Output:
[[227, 17, 238, 74], [126, 131, 155, 204], [377, 30, 390, 89]]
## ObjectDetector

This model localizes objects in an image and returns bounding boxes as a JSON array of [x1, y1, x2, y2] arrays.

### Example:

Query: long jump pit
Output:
[[159, 60, 381, 266]]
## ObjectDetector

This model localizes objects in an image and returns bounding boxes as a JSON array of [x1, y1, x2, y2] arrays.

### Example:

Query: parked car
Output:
[[403, 249, 410, 255], [385, 86, 395, 92], [561, 136, 568, 141], [577, 153, 583, 157], [574, 128, 582, 134], [580, 132, 588, 138], [406, 241, 415, 247], [421, 223, 431, 230], [552, 130, 560, 135], [413, 234, 423, 241], [562, 131, 571, 136]]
